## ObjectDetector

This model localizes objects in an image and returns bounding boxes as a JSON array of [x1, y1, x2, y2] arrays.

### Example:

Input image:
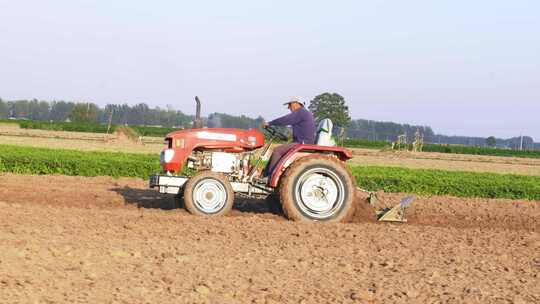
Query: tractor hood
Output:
[[161, 128, 265, 173], [165, 128, 265, 150]]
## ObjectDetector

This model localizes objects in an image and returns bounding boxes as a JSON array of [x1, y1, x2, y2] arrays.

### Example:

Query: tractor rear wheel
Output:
[[279, 155, 356, 222], [183, 171, 234, 216]]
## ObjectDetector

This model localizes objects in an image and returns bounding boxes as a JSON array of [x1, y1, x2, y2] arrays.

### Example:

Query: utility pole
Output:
[[106, 109, 114, 135], [520, 135, 523, 151]]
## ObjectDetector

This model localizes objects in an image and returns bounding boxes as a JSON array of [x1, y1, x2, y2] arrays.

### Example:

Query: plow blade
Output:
[[376, 195, 416, 222]]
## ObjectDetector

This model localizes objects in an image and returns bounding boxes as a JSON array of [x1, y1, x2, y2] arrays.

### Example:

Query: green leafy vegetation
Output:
[[422, 144, 540, 158], [309, 92, 351, 128], [0, 145, 159, 178], [342, 138, 391, 149], [0, 119, 19, 124], [351, 166, 540, 200]]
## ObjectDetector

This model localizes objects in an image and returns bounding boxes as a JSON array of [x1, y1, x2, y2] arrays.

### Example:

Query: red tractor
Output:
[[149, 100, 357, 222]]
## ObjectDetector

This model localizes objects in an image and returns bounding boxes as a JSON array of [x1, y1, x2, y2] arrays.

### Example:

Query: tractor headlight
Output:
[[162, 149, 175, 163]]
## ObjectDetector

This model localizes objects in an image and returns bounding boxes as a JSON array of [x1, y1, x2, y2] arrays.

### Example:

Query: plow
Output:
[[149, 97, 414, 223], [359, 188, 415, 222]]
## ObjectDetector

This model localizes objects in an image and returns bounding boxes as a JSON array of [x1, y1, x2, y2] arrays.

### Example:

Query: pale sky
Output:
[[1, 1, 539, 140]]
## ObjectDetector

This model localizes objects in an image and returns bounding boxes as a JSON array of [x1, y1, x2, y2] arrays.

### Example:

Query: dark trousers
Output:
[[263, 143, 298, 177]]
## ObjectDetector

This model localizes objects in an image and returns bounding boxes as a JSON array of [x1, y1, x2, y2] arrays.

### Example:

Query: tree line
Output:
[[0, 98, 193, 128], [1, 97, 537, 149]]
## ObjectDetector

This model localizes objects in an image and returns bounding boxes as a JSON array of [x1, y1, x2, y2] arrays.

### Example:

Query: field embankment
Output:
[[0, 123, 163, 153], [6, 119, 178, 137], [6, 119, 540, 158]]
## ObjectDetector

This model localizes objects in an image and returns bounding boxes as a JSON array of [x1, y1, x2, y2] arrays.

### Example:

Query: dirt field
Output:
[[0, 174, 538, 303]]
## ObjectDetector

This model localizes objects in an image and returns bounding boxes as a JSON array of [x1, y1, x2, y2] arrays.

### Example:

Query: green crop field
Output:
[[351, 166, 540, 200], [1, 144, 539, 200], [0, 144, 159, 178], [422, 143, 540, 158], [342, 138, 390, 149], [0, 119, 20, 124]]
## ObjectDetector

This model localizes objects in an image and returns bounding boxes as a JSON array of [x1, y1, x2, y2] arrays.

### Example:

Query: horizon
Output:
[[1, 1, 539, 140], [1, 96, 536, 142]]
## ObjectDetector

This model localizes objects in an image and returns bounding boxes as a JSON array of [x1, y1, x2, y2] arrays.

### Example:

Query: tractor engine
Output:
[[186, 150, 253, 180], [159, 128, 265, 177]]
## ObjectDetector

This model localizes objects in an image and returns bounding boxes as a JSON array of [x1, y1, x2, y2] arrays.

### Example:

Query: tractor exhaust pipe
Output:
[[193, 96, 203, 129]]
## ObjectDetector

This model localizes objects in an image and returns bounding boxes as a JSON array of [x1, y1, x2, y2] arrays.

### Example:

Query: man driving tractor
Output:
[[261, 97, 316, 182], [150, 95, 362, 222]]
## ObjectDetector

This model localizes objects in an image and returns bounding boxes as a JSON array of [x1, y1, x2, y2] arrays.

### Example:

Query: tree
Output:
[[0, 98, 7, 119], [28, 99, 50, 120], [50, 101, 75, 121], [486, 136, 497, 147], [308, 93, 351, 128], [69, 103, 98, 123], [11, 100, 30, 118]]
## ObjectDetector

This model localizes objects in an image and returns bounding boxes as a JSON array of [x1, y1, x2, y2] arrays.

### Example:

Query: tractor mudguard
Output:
[[269, 144, 353, 187]]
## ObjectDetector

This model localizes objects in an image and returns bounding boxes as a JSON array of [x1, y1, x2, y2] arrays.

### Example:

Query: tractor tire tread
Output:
[[278, 155, 357, 223]]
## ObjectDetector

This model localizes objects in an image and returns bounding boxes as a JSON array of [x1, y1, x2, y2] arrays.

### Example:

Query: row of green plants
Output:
[[0, 145, 159, 178], [342, 138, 390, 149], [1, 144, 539, 200], [422, 143, 540, 158], [351, 166, 540, 200], [0, 119, 20, 124]]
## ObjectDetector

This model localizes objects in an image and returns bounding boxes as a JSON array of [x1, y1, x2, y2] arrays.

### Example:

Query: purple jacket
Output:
[[269, 107, 315, 144]]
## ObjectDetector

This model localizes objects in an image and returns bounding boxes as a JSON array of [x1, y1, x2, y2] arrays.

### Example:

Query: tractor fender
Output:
[[269, 144, 353, 188]]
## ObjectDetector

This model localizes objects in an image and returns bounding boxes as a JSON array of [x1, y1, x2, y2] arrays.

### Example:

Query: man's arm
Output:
[[268, 110, 301, 126]]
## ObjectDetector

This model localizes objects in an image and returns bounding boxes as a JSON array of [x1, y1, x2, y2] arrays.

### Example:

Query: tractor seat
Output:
[[315, 118, 336, 147]]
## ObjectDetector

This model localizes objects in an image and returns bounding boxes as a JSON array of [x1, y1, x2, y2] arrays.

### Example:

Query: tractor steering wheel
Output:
[[264, 125, 289, 141]]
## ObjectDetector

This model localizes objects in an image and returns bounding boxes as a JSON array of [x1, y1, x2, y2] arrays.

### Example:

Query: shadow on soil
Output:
[[111, 186, 282, 216], [112, 187, 178, 210]]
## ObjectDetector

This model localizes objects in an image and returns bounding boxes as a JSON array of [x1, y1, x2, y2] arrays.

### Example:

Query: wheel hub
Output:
[[193, 178, 227, 213], [295, 168, 344, 219]]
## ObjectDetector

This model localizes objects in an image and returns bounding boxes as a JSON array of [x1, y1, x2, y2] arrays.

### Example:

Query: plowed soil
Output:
[[0, 174, 539, 303]]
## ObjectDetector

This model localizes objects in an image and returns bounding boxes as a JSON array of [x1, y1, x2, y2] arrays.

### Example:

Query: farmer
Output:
[[260, 97, 315, 183]]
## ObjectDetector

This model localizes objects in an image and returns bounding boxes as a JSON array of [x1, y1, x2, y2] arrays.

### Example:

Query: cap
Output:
[[283, 96, 305, 107]]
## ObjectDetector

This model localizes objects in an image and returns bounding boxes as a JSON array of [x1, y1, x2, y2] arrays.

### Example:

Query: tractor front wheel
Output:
[[279, 155, 356, 222], [183, 171, 234, 216]]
